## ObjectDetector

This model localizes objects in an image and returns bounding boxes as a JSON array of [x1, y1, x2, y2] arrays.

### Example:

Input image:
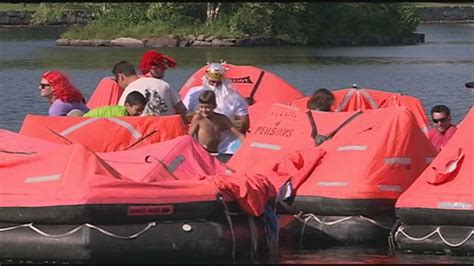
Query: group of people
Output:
[[37, 50, 457, 156], [37, 50, 249, 156]]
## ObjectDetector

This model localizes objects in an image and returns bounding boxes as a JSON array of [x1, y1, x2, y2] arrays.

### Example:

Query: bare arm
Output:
[[187, 114, 200, 137], [185, 111, 196, 124], [233, 114, 250, 134], [223, 115, 246, 142], [230, 127, 245, 143], [174, 101, 189, 124]]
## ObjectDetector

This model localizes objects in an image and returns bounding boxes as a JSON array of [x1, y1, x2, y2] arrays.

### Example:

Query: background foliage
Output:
[[30, 2, 420, 44]]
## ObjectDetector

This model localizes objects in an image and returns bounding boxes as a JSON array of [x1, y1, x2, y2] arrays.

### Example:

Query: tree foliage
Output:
[[38, 2, 420, 44]]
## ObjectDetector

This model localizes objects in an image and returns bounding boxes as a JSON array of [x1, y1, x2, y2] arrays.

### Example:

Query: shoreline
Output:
[[53, 33, 426, 48], [1, 5, 473, 47]]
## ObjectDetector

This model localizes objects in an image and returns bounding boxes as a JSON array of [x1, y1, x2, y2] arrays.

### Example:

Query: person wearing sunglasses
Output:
[[427, 104, 457, 152], [39, 71, 89, 116]]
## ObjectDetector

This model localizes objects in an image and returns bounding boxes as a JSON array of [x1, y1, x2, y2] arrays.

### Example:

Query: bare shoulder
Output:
[[190, 112, 205, 122]]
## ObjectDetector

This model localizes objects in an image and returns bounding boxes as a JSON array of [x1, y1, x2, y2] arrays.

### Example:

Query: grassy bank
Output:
[[0, 3, 39, 11]]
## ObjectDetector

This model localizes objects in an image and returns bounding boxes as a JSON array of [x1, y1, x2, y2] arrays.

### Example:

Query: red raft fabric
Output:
[[0, 134, 275, 216], [228, 103, 358, 173], [229, 104, 437, 200], [179, 63, 304, 105], [86, 77, 124, 109], [290, 87, 430, 135], [396, 107, 473, 209], [19, 114, 188, 153], [296, 107, 436, 200], [99, 135, 229, 182]]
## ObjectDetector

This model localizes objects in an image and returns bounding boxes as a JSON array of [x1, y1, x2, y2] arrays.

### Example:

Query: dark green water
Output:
[[0, 24, 473, 263]]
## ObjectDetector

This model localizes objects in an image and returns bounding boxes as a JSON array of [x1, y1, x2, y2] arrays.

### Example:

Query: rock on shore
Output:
[[55, 33, 425, 48]]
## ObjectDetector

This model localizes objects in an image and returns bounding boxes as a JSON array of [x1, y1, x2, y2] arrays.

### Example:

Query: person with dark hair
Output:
[[428, 104, 457, 151], [188, 90, 245, 154], [114, 61, 188, 122], [83, 91, 146, 117], [39, 70, 89, 116], [183, 63, 249, 154], [307, 88, 335, 112]]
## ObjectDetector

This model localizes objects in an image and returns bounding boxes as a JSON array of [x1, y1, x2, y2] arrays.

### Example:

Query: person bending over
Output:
[[188, 90, 245, 154], [83, 91, 146, 118], [307, 88, 335, 112]]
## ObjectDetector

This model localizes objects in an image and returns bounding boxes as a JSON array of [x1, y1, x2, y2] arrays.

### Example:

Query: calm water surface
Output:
[[0, 24, 473, 263]]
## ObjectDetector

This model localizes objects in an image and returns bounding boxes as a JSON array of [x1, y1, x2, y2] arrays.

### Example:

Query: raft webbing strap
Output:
[[306, 110, 363, 146], [306, 110, 318, 140], [46, 127, 74, 145], [248, 216, 258, 262], [0, 150, 36, 155], [335, 88, 357, 112], [326, 110, 363, 140], [218, 195, 237, 263], [245, 71, 265, 105], [125, 130, 157, 150], [359, 89, 380, 109]]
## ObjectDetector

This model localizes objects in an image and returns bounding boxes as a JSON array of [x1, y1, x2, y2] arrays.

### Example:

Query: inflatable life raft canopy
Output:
[[86, 77, 124, 109], [290, 86, 430, 135], [396, 107, 474, 226], [0, 132, 276, 224], [229, 104, 437, 215], [179, 63, 304, 105], [19, 114, 188, 153]]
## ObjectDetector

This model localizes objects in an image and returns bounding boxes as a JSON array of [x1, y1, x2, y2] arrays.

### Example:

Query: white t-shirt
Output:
[[118, 77, 181, 116], [182, 79, 249, 154]]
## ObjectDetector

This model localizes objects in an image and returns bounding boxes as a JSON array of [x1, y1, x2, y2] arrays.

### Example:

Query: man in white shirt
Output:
[[113, 61, 188, 122], [182, 63, 250, 155]]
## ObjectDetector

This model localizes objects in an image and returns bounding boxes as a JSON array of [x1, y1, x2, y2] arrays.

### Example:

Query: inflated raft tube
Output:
[[392, 224, 474, 254], [280, 213, 394, 246], [0, 214, 272, 262]]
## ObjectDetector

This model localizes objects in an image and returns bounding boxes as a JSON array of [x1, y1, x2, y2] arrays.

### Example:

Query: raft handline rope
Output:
[[395, 226, 474, 248], [0, 222, 157, 240]]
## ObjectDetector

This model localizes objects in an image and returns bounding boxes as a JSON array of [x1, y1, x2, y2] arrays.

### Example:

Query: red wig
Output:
[[139, 50, 176, 75], [42, 71, 85, 103]]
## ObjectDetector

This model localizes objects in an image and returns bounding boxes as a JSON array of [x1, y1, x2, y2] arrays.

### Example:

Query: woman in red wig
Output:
[[39, 70, 89, 116]]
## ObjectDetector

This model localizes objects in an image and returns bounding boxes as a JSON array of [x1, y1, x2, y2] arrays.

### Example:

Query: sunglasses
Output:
[[432, 117, 448, 124], [39, 83, 51, 89]]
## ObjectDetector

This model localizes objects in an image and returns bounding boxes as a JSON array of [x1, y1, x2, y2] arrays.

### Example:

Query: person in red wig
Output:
[[139, 50, 177, 79], [39, 71, 89, 116], [115, 60, 188, 123]]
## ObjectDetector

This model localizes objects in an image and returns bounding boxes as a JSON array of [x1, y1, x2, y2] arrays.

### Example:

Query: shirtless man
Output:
[[188, 90, 245, 154]]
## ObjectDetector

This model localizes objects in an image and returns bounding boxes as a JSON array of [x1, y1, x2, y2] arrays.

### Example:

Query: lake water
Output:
[[0, 24, 473, 263]]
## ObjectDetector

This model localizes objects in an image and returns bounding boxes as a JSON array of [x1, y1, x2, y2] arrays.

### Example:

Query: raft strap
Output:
[[245, 70, 265, 106], [125, 130, 157, 150]]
